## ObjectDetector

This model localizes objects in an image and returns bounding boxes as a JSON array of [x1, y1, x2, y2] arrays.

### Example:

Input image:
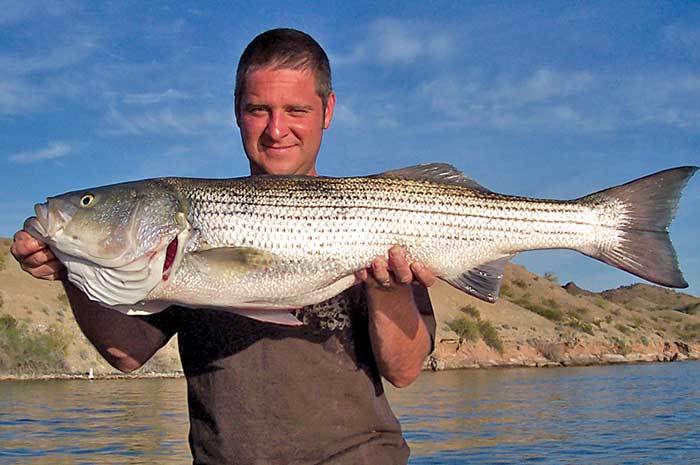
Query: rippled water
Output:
[[386, 362, 700, 464], [2, 362, 700, 464]]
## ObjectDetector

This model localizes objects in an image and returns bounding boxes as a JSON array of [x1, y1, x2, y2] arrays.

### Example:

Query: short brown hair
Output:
[[235, 28, 332, 109]]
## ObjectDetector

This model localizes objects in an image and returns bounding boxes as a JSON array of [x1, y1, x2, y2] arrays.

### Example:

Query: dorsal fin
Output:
[[442, 256, 512, 303], [373, 163, 491, 192]]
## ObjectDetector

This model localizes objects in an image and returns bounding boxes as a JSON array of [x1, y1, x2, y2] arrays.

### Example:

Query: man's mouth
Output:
[[262, 144, 296, 153]]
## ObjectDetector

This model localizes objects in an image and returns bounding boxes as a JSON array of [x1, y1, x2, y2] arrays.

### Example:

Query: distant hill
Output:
[[600, 283, 700, 314], [1, 236, 699, 378]]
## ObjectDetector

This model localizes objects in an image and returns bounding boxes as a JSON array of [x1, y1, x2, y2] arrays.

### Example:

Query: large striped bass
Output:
[[24, 164, 697, 325]]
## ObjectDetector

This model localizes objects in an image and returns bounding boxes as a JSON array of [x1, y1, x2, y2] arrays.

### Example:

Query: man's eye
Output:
[[248, 107, 267, 114]]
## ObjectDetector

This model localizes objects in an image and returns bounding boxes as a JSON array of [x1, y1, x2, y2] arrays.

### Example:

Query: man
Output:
[[12, 28, 436, 464]]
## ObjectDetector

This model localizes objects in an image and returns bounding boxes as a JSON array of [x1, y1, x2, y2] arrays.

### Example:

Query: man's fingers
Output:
[[388, 246, 413, 284], [411, 262, 437, 287], [21, 259, 65, 281], [371, 257, 393, 287], [355, 268, 368, 282], [11, 230, 46, 259], [22, 248, 57, 268]]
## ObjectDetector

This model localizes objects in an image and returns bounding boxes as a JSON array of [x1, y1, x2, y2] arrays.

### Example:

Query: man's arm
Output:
[[11, 230, 171, 373], [356, 246, 436, 388]]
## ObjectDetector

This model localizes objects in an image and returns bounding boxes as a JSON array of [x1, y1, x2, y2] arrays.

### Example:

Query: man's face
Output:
[[236, 67, 335, 176]]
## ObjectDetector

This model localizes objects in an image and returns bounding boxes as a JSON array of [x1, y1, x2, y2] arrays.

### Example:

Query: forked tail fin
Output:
[[580, 166, 698, 288]]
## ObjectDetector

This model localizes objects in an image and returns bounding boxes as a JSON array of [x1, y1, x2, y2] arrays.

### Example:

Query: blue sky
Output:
[[1, 1, 698, 295]]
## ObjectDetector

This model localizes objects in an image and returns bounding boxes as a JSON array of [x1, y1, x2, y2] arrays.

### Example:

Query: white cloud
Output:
[[0, 37, 96, 75], [331, 18, 454, 66], [332, 102, 360, 127], [0, 79, 47, 114], [8, 142, 72, 164], [0, 0, 79, 24], [123, 88, 190, 105], [104, 106, 232, 136], [0, 36, 97, 115], [418, 68, 700, 133], [485, 69, 594, 106]]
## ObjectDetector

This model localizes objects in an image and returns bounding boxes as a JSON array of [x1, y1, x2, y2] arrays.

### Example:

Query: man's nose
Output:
[[264, 111, 289, 140]]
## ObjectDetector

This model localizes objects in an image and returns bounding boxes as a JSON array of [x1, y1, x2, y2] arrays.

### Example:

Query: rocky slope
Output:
[[1, 237, 698, 378]]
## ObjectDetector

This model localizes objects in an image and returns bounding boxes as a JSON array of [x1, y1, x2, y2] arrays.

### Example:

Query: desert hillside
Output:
[[1, 237, 698, 378]]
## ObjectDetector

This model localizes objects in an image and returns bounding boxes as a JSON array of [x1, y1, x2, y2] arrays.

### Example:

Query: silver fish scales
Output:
[[24, 163, 697, 324]]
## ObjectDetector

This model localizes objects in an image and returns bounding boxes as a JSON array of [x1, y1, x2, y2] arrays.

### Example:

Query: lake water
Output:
[[2, 362, 700, 464]]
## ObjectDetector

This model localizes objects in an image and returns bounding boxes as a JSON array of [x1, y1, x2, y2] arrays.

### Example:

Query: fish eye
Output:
[[80, 194, 95, 207]]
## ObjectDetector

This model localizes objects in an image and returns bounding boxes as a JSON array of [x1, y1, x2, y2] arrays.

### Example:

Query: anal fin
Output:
[[228, 309, 303, 326], [443, 256, 512, 303]]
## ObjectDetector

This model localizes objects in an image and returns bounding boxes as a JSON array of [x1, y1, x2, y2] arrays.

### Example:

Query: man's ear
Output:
[[234, 96, 241, 128], [323, 91, 336, 129]]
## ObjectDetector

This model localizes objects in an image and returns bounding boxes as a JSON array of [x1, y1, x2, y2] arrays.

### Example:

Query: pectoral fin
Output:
[[193, 246, 279, 271]]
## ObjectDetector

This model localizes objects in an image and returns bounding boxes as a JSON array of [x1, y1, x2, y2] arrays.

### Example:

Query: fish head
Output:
[[24, 179, 189, 306]]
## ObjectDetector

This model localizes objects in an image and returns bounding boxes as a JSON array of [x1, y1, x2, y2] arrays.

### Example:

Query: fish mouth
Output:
[[27, 199, 74, 239]]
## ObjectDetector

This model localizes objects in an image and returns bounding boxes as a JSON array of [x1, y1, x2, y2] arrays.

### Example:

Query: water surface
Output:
[[2, 362, 700, 464]]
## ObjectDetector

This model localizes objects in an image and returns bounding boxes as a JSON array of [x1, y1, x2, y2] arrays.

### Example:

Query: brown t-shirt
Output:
[[145, 285, 435, 465]]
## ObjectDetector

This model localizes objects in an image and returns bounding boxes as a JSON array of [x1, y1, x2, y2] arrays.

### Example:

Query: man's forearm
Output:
[[366, 283, 432, 388], [64, 283, 168, 372]]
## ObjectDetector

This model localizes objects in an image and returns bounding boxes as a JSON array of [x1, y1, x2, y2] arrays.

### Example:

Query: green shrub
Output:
[[445, 315, 504, 353], [478, 320, 503, 353], [499, 284, 513, 298], [612, 336, 630, 355], [542, 298, 560, 310], [678, 303, 700, 315], [543, 272, 559, 283], [0, 314, 69, 375], [631, 317, 645, 329], [567, 318, 594, 335], [571, 307, 589, 317], [512, 279, 527, 289], [516, 298, 564, 321], [0, 314, 17, 329], [678, 323, 700, 341], [459, 304, 481, 319], [615, 324, 632, 335], [445, 317, 479, 343]]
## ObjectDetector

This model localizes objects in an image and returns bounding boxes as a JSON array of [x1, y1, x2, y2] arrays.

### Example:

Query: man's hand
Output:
[[10, 230, 65, 280], [356, 245, 436, 388], [355, 245, 436, 289]]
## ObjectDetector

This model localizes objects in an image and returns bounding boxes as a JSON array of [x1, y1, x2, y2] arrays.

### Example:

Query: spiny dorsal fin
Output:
[[443, 256, 512, 303], [373, 163, 491, 192]]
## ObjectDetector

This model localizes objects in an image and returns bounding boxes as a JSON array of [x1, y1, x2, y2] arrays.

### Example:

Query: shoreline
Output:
[[3, 352, 699, 381]]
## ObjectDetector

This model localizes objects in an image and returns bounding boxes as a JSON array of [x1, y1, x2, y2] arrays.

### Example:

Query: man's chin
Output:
[[258, 160, 310, 176]]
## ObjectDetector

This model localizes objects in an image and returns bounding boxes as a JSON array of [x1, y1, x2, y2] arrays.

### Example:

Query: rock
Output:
[[675, 341, 690, 356], [601, 354, 627, 363], [426, 355, 446, 371]]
